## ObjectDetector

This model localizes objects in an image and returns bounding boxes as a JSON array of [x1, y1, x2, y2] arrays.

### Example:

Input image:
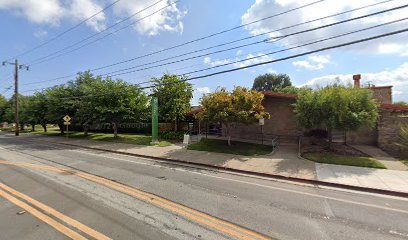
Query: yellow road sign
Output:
[[63, 115, 71, 122], [63, 122, 71, 125]]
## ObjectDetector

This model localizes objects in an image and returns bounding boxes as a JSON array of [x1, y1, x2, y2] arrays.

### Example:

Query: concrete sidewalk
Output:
[[350, 144, 408, 171], [16, 134, 408, 194]]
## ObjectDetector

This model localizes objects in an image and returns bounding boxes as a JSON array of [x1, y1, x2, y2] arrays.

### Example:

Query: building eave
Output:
[[380, 103, 408, 112]]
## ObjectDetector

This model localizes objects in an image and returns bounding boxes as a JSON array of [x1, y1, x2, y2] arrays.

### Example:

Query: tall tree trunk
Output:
[[58, 123, 64, 134], [328, 128, 333, 150], [174, 119, 178, 131], [83, 124, 89, 136], [31, 124, 35, 132], [226, 124, 231, 146], [343, 130, 347, 145], [42, 124, 47, 132], [113, 122, 118, 138]]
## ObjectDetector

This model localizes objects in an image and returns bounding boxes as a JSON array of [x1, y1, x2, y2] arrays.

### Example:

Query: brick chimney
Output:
[[353, 74, 361, 88]]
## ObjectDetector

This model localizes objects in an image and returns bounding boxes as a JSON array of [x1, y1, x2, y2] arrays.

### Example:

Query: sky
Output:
[[0, 0, 407, 105]]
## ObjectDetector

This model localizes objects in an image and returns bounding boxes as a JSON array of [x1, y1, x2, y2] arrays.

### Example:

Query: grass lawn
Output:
[[187, 139, 273, 156], [402, 160, 408, 167], [32, 129, 171, 147], [302, 152, 386, 169]]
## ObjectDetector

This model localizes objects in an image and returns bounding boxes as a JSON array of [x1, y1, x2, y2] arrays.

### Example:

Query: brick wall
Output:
[[370, 87, 392, 104], [346, 127, 377, 145], [377, 109, 408, 158], [226, 96, 301, 141]]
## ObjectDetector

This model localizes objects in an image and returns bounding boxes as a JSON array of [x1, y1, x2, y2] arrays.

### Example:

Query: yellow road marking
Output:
[[0, 188, 87, 240], [0, 183, 111, 240], [0, 160, 271, 240], [78, 172, 271, 240], [77, 173, 261, 240]]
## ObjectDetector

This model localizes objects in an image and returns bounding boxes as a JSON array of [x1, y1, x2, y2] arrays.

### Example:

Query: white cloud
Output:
[[241, 0, 408, 55], [378, 43, 408, 56], [0, 0, 63, 25], [113, 0, 186, 36], [203, 57, 231, 67], [0, 0, 185, 34], [203, 53, 273, 69], [303, 62, 408, 101], [233, 53, 273, 68], [293, 54, 331, 70], [0, 0, 105, 31], [68, 0, 106, 32], [192, 87, 211, 105], [197, 87, 211, 94], [33, 29, 48, 39], [267, 68, 277, 74]]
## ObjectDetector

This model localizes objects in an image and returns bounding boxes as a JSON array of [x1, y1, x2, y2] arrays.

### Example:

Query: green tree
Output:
[[152, 74, 193, 131], [294, 84, 378, 149], [45, 85, 80, 134], [198, 86, 269, 146], [4, 94, 30, 130], [78, 77, 150, 137], [26, 92, 49, 132], [276, 86, 312, 95], [0, 95, 7, 122], [397, 125, 408, 149], [70, 71, 102, 135], [394, 101, 408, 106], [252, 73, 292, 92]]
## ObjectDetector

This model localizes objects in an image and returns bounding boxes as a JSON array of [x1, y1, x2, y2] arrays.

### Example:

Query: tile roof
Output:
[[368, 86, 393, 89], [261, 91, 298, 99], [380, 103, 408, 112], [186, 92, 408, 116], [186, 107, 203, 116]]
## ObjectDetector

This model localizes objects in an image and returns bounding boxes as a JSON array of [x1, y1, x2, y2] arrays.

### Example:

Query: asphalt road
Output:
[[0, 134, 408, 240]]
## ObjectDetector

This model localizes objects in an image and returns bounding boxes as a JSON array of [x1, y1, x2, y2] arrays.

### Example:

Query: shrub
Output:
[[159, 131, 185, 141], [305, 129, 328, 139], [398, 125, 408, 149]]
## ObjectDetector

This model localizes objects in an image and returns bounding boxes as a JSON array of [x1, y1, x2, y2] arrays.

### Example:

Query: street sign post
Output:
[[63, 115, 71, 122], [63, 115, 72, 138], [259, 118, 264, 145], [151, 97, 159, 144]]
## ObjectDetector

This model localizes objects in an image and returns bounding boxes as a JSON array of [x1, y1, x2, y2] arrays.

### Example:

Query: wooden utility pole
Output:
[[14, 59, 19, 136], [2, 59, 29, 136]]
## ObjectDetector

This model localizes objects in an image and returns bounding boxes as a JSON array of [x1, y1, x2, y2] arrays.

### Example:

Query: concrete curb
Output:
[[41, 139, 408, 199]]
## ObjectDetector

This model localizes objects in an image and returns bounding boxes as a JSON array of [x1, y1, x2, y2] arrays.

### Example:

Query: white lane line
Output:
[[2, 142, 408, 214], [322, 199, 335, 218], [65, 150, 408, 214]]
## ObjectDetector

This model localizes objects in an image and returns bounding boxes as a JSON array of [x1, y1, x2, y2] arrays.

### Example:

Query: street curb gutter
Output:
[[43, 140, 408, 199]]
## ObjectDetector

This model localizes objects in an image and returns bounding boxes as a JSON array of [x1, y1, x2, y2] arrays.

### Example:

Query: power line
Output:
[[27, 0, 324, 66], [27, 0, 172, 65], [181, 17, 408, 77], [22, 16, 402, 96], [23, 16, 406, 95], [27, 27, 408, 101], [107, 16, 408, 88], [179, 28, 408, 83], [9, 0, 122, 60], [1, 86, 12, 95], [24, 0, 395, 86], [88, 0, 327, 71], [94, 4, 408, 78], [88, 0, 394, 73], [22, 12, 405, 96], [30, 1, 179, 66]]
